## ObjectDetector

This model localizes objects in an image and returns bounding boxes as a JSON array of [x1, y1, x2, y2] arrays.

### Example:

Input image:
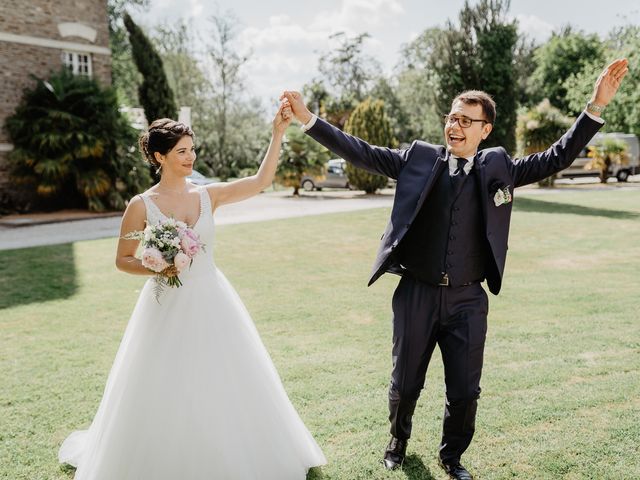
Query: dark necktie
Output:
[[451, 157, 468, 192], [454, 157, 468, 175]]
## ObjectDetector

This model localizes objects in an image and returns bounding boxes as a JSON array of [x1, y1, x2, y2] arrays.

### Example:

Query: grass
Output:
[[1, 188, 639, 479]]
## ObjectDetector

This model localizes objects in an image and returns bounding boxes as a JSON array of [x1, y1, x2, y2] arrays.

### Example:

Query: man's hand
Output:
[[591, 58, 628, 108], [280, 91, 313, 125]]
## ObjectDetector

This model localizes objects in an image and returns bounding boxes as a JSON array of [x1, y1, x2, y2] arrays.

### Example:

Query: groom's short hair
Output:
[[452, 90, 496, 124]]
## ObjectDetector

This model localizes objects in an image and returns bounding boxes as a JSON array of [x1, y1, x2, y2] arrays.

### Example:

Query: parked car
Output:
[[300, 158, 396, 191], [301, 159, 350, 191], [187, 169, 217, 185], [557, 132, 640, 182]]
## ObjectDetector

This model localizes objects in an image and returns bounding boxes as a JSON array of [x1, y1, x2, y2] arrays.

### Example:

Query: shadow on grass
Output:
[[514, 197, 640, 219], [0, 243, 77, 309], [402, 454, 436, 480]]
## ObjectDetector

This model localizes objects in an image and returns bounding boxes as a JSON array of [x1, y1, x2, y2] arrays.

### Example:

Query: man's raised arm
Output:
[[280, 91, 408, 180]]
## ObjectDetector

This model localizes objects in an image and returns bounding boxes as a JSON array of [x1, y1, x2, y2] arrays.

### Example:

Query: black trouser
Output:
[[388, 275, 488, 464]]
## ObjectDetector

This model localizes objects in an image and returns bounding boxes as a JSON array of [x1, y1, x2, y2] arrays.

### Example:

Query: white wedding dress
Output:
[[59, 187, 326, 479]]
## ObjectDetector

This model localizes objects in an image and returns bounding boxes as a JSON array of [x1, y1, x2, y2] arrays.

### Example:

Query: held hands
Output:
[[591, 58, 629, 107], [273, 99, 293, 136], [280, 91, 313, 125]]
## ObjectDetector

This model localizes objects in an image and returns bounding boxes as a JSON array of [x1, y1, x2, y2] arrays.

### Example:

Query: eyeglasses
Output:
[[443, 114, 488, 128]]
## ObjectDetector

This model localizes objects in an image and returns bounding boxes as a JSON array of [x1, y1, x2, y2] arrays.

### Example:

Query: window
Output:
[[61, 51, 92, 77]]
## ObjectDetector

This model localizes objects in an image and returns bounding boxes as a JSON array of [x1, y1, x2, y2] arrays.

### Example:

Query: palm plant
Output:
[[6, 69, 151, 211], [586, 137, 630, 183], [277, 126, 328, 196], [516, 99, 574, 187]]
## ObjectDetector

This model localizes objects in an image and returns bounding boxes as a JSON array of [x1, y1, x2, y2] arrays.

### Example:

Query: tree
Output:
[[529, 27, 605, 114], [318, 32, 379, 104], [586, 137, 630, 183], [432, 0, 519, 153], [369, 77, 411, 145], [6, 69, 151, 211], [516, 99, 574, 186], [107, 0, 147, 105], [277, 126, 330, 196], [394, 28, 446, 144], [123, 12, 177, 122], [564, 25, 640, 138], [513, 36, 539, 107], [198, 10, 268, 180], [152, 20, 213, 171], [311, 32, 380, 129], [343, 98, 396, 193], [153, 20, 211, 118]]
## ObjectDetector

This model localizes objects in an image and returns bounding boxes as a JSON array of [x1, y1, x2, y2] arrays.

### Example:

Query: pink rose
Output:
[[173, 251, 190, 272], [141, 247, 169, 273], [179, 228, 201, 258]]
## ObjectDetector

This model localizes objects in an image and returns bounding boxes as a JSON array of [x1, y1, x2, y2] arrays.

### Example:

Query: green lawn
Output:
[[1, 189, 639, 480]]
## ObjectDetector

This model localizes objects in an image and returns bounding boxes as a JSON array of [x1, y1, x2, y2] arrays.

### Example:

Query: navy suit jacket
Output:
[[305, 113, 603, 294]]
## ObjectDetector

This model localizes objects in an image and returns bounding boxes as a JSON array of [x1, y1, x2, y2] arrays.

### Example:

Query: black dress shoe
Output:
[[438, 458, 473, 479], [382, 436, 407, 470]]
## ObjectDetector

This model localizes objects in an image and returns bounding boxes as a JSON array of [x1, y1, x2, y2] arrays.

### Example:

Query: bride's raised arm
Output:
[[206, 100, 292, 210]]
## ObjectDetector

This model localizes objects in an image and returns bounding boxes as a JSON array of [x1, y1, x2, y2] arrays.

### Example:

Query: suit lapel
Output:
[[413, 156, 447, 217]]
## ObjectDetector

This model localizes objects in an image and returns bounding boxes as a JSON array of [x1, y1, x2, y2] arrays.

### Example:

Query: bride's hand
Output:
[[272, 100, 292, 136]]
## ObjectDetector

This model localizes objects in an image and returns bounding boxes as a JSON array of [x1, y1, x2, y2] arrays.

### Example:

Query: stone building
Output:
[[0, 0, 111, 208]]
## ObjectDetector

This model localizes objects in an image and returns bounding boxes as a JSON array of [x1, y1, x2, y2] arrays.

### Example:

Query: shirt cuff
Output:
[[300, 114, 318, 132], [584, 110, 605, 124]]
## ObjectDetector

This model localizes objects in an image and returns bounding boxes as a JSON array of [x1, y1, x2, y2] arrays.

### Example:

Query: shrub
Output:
[[6, 69, 151, 211], [343, 98, 396, 193]]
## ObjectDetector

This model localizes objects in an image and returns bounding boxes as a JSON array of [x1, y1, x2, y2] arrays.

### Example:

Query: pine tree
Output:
[[343, 98, 396, 194], [123, 12, 177, 122]]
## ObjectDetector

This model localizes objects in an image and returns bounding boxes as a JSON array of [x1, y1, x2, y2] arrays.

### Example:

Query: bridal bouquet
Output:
[[124, 218, 205, 301]]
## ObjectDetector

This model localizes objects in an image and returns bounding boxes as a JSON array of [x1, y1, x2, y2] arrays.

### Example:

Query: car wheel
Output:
[[616, 170, 630, 182], [302, 179, 315, 191]]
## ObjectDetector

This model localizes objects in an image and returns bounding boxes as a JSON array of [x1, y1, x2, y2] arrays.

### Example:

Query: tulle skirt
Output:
[[59, 267, 325, 479]]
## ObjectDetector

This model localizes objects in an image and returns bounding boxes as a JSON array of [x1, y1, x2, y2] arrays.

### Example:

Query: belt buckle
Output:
[[438, 273, 450, 287]]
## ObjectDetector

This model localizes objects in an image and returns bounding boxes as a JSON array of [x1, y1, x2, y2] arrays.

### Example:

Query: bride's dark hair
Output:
[[138, 118, 195, 168]]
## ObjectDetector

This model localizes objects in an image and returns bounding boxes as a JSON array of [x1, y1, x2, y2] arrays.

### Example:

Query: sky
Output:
[[134, 0, 639, 110]]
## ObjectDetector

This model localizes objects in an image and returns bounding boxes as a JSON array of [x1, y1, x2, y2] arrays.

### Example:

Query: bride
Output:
[[58, 100, 326, 479]]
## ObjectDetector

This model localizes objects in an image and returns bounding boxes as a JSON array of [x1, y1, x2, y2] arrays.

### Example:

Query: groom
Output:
[[283, 58, 628, 479]]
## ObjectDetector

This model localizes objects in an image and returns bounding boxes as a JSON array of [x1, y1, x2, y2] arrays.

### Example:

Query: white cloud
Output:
[[187, 0, 204, 18], [512, 13, 556, 44], [310, 0, 405, 33], [235, 0, 405, 103]]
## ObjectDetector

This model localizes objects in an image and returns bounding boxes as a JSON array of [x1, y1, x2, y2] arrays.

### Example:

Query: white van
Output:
[[557, 132, 640, 182]]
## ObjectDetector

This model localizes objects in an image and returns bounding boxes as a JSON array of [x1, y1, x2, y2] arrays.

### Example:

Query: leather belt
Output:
[[401, 266, 480, 288], [438, 272, 479, 288]]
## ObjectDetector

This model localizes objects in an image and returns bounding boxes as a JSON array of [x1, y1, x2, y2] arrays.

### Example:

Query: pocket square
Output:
[[492, 184, 512, 207]]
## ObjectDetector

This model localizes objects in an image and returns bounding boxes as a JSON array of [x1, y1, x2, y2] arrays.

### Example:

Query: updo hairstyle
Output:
[[138, 118, 195, 169]]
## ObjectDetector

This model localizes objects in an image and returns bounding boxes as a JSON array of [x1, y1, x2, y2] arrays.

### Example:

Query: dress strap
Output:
[[139, 192, 165, 225], [198, 187, 212, 217]]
